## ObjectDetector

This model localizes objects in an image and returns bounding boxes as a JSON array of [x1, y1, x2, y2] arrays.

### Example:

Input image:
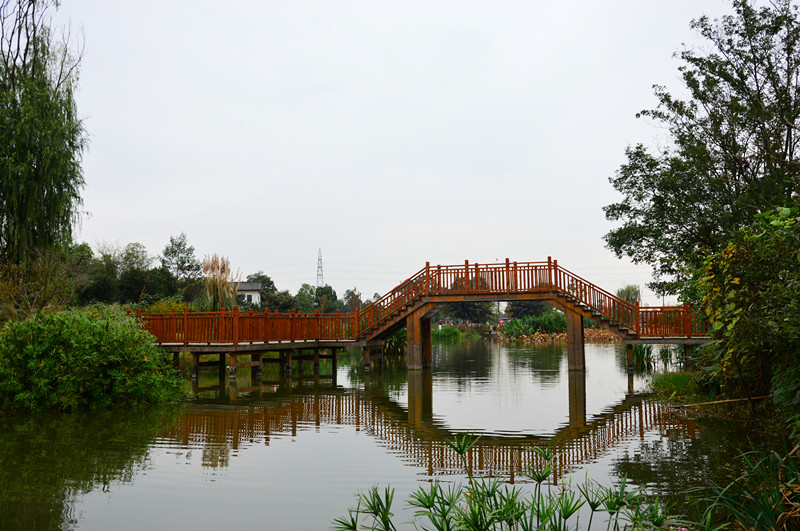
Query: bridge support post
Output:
[[566, 310, 585, 370], [568, 370, 586, 429], [407, 311, 432, 370], [626, 344, 634, 373], [313, 348, 320, 374]]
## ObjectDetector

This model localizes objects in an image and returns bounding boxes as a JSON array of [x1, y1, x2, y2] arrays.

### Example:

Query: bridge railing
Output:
[[637, 304, 707, 338], [135, 258, 709, 344], [136, 307, 357, 345]]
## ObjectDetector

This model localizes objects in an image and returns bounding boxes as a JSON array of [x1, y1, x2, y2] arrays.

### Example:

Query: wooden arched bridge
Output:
[[138, 258, 709, 374]]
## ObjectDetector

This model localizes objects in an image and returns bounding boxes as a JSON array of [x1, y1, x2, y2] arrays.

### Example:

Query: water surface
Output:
[[0, 341, 758, 529]]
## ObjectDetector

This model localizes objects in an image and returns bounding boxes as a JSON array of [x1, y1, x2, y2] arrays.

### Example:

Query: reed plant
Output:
[[698, 448, 800, 530], [333, 434, 688, 530], [194, 254, 239, 311]]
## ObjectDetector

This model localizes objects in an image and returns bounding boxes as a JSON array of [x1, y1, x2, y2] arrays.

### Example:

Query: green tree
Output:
[[263, 289, 297, 312], [506, 300, 549, 318], [441, 302, 493, 324], [160, 233, 201, 282], [615, 285, 641, 305], [0, 0, 87, 263], [604, 0, 800, 295], [315, 285, 343, 312], [119, 242, 152, 275], [117, 266, 178, 305], [343, 287, 362, 311], [295, 283, 315, 312]]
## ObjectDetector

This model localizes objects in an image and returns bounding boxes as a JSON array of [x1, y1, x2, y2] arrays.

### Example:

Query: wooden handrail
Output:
[[134, 259, 709, 344]]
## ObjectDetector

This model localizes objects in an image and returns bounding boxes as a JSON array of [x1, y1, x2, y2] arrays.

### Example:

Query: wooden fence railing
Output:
[[136, 258, 708, 344]]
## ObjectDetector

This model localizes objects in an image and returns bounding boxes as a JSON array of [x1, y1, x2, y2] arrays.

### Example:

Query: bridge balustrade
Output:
[[135, 259, 709, 345]]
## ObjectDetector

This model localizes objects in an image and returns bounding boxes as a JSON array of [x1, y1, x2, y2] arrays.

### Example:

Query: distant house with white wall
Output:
[[233, 282, 262, 305]]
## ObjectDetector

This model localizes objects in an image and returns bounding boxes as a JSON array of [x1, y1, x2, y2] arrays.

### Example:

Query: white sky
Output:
[[52, 0, 733, 306]]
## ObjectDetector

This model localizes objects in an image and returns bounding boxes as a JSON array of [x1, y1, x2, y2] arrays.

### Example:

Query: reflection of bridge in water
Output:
[[163, 376, 697, 483]]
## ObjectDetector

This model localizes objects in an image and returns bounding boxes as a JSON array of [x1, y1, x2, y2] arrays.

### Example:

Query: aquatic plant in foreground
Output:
[[333, 434, 690, 530]]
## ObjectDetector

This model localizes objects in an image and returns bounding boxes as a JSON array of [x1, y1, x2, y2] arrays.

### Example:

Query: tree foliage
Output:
[[697, 207, 800, 428], [506, 300, 549, 319], [440, 301, 493, 324], [161, 233, 201, 282], [615, 285, 641, 305], [604, 0, 800, 294], [0, 0, 86, 263]]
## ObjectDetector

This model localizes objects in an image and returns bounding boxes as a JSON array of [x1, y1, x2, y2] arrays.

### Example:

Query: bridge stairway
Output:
[[357, 289, 641, 344], [553, 291, 638, 341]]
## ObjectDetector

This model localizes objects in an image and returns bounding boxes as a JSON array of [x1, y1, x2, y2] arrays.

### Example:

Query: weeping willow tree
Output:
[[195, 254, 239, 311], [0, 0, 86, 264]]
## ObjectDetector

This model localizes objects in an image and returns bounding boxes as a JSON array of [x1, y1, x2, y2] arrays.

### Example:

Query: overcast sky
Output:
[[52, 0, 733, 305]]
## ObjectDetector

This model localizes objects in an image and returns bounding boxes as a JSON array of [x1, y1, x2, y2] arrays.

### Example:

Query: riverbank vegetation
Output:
[[431, 324, 481, 343], [0, 305, 184, 411], [603, 0, 800, 445]]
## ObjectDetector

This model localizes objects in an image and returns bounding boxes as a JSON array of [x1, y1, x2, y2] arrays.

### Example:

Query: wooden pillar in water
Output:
[[565, 310, 585, 370], [218, 352, 227, 381], [285, 349, 294, 377], [407, 306, 432, 370], [192, 352, 200, 379], [408, 369, 433, 426], [313, 348, 320, 374], [568, 370, 586, 429], [626, 344, 634, 373]]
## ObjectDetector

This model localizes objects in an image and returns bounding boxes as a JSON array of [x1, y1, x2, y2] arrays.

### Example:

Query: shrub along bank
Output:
[[0, 305, 185, 411]]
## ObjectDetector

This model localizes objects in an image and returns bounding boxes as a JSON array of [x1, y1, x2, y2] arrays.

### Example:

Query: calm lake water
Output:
[[0, 341, 760, 530]]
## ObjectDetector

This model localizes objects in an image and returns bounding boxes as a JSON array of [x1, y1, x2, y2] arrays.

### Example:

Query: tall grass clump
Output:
[[194, 254, 239, 311], [651, 371, 697, 400], [0, 305, 185, 411], [334, 434, 687, 530], [699, 448, 800, 530]]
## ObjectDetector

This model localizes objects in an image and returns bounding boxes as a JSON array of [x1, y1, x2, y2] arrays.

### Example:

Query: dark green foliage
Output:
[[0, 1, 87, 263], [505, 300, 549, 319], [700, 450, 800, 530], [501, 311, 567, 338], [440, 301, 493, 324], [315, 284, 343, 312], [382, 328, 406, 356], [604, 0, 800, 294], [432, 324, 467, 343], [0, 305, 185, 410], [697, 208, 800, 431], [117, 265, 179, 304], [263, 289, 298, 312]]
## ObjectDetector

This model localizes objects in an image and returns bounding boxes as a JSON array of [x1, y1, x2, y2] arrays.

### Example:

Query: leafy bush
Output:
[[432, 324, 463, 343], [501, 311, 567, 338], [0, 305, 185, 410]]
